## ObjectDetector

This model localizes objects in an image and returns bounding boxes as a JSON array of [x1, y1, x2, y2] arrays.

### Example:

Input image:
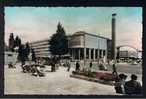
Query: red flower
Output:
[[96, 72, 112, 78]]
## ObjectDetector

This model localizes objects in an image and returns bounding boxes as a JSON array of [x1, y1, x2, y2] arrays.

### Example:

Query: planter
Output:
[[70, 74, 114, 86]]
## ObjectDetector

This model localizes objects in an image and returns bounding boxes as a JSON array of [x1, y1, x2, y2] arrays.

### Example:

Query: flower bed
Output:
[[71, 71, 114, 85]]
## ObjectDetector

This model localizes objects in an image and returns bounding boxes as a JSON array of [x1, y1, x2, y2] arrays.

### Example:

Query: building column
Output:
[[105, 50, 107, 62], [73, 48, 75, 60], [93, 49, 95, 61], [78, 48, 80, 60], [101, 50, 103, 58], [89, 48, 91, 60], [97, 49, 100, 64], [84, 48, 86, 60], [71, 48, 73, 60], [97, 49, 100, 59]]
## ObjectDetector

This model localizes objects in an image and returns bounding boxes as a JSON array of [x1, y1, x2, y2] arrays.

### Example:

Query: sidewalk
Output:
[[5, 63, 120, 95]]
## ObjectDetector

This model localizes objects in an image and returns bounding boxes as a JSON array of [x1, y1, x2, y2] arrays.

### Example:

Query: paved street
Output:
[[5, 63, 119, 95], [5, 62, 142, 95], [107, 63, 142, 74]]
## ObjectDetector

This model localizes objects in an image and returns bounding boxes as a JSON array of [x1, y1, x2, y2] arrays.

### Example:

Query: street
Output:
[[5, 62, 142, 95]]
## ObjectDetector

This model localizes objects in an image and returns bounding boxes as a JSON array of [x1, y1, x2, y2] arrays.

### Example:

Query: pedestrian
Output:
[[114, 73, 127, 94], [88, 61, 93, 72], [112, 64, 118, 75], [124, 74, 142, 95], [75, 61, 80, 72], [50, 59, 55, 72], [67, 60, 71, 72], [89, 61, 93, 68]]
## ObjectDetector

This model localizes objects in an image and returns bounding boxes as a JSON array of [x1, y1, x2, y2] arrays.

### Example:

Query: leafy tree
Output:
[[14, 35, 21, 47], [49, 22, 68, 56], [9, 33, 15, 52], [18, 38, 21, 47], [18, 44, 26, 63], [25, 42, 30, 60]]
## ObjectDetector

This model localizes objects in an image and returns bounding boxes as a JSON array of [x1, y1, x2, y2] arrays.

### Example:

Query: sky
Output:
[[5, 7, 142, 50]]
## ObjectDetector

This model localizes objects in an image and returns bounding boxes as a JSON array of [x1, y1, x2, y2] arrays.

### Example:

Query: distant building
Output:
[[117, 46, 139, 59], [119, 51, 138, 59], [30, 39, 51, 58], [30, 31, 112, 62]]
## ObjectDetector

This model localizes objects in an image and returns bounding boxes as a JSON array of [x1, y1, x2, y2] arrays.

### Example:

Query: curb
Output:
[[70, 74, 114, 86]]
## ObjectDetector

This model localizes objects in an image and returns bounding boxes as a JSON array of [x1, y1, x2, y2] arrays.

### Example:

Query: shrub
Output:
[[100, 76, 114, 81]]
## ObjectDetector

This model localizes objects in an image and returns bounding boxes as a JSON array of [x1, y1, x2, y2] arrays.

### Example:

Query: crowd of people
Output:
[[111, 63, 142, 95], [114, 73, 142, 95]]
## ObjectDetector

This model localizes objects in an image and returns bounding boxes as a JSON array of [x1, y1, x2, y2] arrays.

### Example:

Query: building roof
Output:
[[30, 38, 49, 44], [30, 31, 111, 44], [71, 31, 111, 40]]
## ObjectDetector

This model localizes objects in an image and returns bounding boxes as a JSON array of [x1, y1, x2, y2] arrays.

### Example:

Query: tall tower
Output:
[[111, 13, 117, 62]]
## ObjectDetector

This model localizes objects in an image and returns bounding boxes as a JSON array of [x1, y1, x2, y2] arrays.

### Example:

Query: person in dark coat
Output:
[[124, 74, 142, 95], [50, 57, 56, 72], [75, 61, 80, 72], [89, 61, 93, 68]]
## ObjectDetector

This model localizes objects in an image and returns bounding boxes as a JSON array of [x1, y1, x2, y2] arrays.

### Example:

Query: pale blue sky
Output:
[[5, 7, 142, 50]]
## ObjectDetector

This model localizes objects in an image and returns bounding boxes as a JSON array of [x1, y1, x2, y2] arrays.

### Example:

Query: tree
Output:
[[9, 33, 15, 52], [18, 44, 26, 64], [31, 48, 36, 63], [49, 22, 68, 56], [18, 38, 21, 47], [25, 42, 30, 60], [14, 35, 21, 47]]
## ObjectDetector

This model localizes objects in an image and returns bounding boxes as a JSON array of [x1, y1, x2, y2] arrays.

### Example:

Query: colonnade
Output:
[[69, 48, 107, 61]]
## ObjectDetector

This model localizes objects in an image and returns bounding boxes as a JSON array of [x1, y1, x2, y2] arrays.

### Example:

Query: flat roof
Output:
[[71, 31, 111, 40], [30, 31, 111, 44], [30, 38, 49, 44]]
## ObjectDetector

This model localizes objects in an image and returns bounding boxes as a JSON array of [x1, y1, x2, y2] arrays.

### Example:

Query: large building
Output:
[[30, 31, 112, 62], [30, 39, 51, 58], [68, 31, 111, 61]]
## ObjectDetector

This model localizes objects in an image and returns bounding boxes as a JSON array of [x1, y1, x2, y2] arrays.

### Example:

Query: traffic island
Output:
[[70, 71, 115, 86]]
